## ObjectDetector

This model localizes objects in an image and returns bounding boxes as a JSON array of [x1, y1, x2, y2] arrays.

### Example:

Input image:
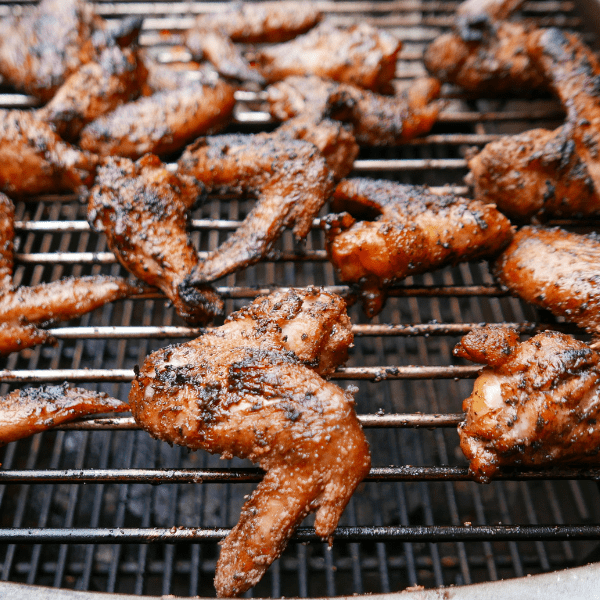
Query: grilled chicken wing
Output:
[[0, 383, 128, 446], [129, 287, 370, 597], [324, 178, 513, 317], [192, 1, 321, 44], [466, 125, 599, 221], [256, 21, 402, 92], [455, 326, 600, 481], [267, 75, 442, 146], [493, 226, 600, 335], [178, 133, 334, 283], [0, 110, 98, 196], [455, 0, 525, 40], [142, 58, 218, 94], [88, 154, 223, 325], [38, 46, 148, 141], [0, 192, 14, 292], [79, 78, 235, 159]]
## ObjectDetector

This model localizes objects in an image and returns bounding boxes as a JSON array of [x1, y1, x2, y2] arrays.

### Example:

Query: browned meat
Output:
[[324, 178, 514, 317], [267, 75, 442, 146], [178, 133, 334, 282], [79, 78, 235, 159], [0, 383, 128, 446], [38, 46, 148, 141], [455, 326, 600, 481], [0, 192, 14, 292], [129, 288, 370, 597], [424, 21, 545, 94], [0, 110, 98, 196], [256, 21, 402, 92], [466, 125, 599, 221], [88, 154, 223, 325], [455, 0, 525, 40], [192, 2, 321, 43], [527, 28, 600, 196], [493, 226, 600, 335]]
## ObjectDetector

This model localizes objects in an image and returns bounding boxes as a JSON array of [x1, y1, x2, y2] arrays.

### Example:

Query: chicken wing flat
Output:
[[0, 192, 14, 292], [0, 383, 128, 446], [38, 46, 148, 142], [455, 326, 600, 481], [466, 125, 599, 221], [255, 21, 402, 92], [324, 178, 513, 317], [178, 133, 334, 282], [0, 110, 98, 197], [192, 1, 321, 44], [79, 79, 235, 159], [129, 287, 370, 597], [88, 154, 223, 325], [267, 75, 442, 146], [493, 226, 600, 335]]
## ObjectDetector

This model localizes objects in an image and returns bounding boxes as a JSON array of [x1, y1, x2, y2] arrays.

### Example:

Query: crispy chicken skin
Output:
[[192, 1, 321, 43], [0, 110, 98, 196], [79, 79, 235, 159], [493, 226, 600, 335], [0, 383, 128, 446], [256, 21, 402, 92], [88, 154, 223, 325], [267, 75, 442, 146], [324, 178, 513, 317], [38, 46, 148, 141], [129, 288, 370, 597], [455, 326, 600, 482], [178, 133, 334, 283], [466, 125, 599, 221]]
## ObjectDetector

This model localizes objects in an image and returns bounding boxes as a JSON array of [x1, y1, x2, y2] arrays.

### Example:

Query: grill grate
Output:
[[1, 0, 600, 597]]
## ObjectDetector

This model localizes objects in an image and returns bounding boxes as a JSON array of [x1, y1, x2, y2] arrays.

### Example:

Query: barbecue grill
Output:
[[1, 0, 600, 597]]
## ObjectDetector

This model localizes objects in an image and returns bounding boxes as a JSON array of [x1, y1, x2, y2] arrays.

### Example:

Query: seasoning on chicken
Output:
[[192, 1, 321, 44], [0, 383, 129, 446], [88, 154, 223, 325], [324, 178, 514, 317], [455, 325, 600, 482], [178, 133, 334, 283], [267, 75, 442, 146], [142, 58, 219, 94], [129, 287, 371, 597], [466, 125, 600, 221], [38, 45, 148, 141], [493, 226, 600, 335], [255, 21, 402, 92], [0, 110, 98, 196], [79, 78, 235, 159]]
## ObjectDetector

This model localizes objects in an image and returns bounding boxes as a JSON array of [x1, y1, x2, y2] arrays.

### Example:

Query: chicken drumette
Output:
[[88, 154, 223, 325], [493, 226, 600, 335], [324, 178, 513, 317], [129, 287, 371, 597], [456, 325, 600, 481]]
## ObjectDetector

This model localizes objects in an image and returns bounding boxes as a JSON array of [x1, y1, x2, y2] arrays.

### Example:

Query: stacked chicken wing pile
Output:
[[2, 0, 600, 595]]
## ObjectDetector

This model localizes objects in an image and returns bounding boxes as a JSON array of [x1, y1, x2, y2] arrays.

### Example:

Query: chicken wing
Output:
[[324, 178, 513, 317], [192, 2, 321, 44], [178, 133, 334, 282], [0, 192, 15, 292], [0, 110, 98, 196], [128, 287, 370, 597], [0, 383, 128, 446], [493, 226, 600, 335], [79, 78, 235, 159], [455, 0, 525, 40], [255, 21, 402, 92], [466, 125, 600, 221], [455, 326, 600, 482], [38, 45, 148, 142], [88, 154, 223, 325]]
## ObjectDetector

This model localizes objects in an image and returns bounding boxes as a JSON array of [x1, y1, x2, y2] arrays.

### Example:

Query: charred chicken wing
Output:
[[178, 133, 334, 282], [0, 383, 129, 446], [324, 178, 513, 317], [129, 287, 371, 597], [456, 326, 600, 481], [455, 0, 525, 40], [493, 226, 600, 335], [88, 154, 223, 325]]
